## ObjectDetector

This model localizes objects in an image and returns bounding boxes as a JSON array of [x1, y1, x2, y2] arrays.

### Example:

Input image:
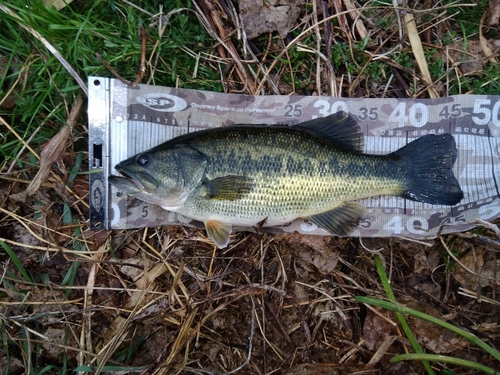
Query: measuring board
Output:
[[88, 77, 500, 238]]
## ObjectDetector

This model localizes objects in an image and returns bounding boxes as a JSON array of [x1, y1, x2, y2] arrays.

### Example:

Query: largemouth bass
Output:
[[109, 111, 463, 248]]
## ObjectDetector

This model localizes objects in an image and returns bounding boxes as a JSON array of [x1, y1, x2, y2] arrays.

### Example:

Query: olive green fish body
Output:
[[109, 112, 463, 248], [178, 126, 405, 226]]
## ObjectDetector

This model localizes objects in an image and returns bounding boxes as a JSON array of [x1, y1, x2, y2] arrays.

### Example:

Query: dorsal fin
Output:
[[295, 111, 363, 153]]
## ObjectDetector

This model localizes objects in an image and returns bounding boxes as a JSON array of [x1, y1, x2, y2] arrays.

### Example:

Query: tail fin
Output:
[[392, 134, 463, 205]]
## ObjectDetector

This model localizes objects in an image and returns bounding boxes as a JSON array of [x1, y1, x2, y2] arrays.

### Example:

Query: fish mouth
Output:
[[109, 167, 159, 194]]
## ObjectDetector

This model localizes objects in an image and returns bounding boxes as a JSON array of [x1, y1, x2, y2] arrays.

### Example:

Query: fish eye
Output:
[[137, 155, 149, 166]]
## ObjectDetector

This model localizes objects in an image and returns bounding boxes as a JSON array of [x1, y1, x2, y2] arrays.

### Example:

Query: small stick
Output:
[[132, 26, 148, 86]]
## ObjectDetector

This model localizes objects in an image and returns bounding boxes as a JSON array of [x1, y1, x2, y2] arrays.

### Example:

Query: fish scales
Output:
[[109, 111, 463, 248], [181, 126, 405, 224]]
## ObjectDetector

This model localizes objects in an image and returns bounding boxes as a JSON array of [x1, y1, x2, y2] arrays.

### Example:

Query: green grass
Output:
[[0, 240, 33, 283], [444, 0, 490, 37], [0, 0, 220, 168]]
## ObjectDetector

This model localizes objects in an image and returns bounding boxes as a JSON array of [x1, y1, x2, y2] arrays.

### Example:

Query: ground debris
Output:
[[282, 362, 372, 375], [453, 246, 500, 289], [2, 1, 500, 374], [239, 0, 305, 39], [490, 0, 500, 25]]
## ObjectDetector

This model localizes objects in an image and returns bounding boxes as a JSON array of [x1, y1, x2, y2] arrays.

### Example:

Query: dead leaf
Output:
[[43, 0, 74, 11], [400, 295, 468, 354], [446, 40, 485, 73], [239, 0, 305, 39], [28, 288, 81, 323], [82, 229, 111, 253], [297, 245, 339, 275], [0, 355, 23, 375], [42, 327, 76, 358], [25, 125, 70, 196], [362, 309, 397, 351], [363, 296, 467, 355], [453, 247, 500, 288], [118, 258, 144, 280], [490, 0, 500, 25], [278, 233, 339, 275], [25, 93, 83, 196]]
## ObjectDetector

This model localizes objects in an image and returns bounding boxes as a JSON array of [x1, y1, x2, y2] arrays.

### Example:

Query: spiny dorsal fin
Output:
[[205, 220, 232, 248], [202, 175, 253, 200], [295, 111, 363, 153], [308, 202, 366, 236]]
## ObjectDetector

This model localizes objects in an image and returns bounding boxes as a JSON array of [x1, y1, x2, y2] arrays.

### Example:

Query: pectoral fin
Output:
[[205, 220, 232, 248], [203, 175, 253, 200], [308, 202, 366, 236]]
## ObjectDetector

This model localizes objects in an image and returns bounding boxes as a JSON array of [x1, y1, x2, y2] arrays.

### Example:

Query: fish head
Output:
[[109, 146, 207, 209]]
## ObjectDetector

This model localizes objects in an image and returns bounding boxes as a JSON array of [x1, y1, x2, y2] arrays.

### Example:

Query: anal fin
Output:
[[308, 202, 366, 236], [205, 220, 232, 248]]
